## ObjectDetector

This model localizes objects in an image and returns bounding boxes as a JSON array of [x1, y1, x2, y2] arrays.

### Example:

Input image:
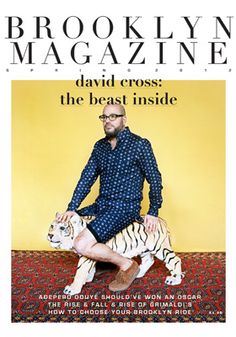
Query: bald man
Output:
[[56, 104, 163, 291]]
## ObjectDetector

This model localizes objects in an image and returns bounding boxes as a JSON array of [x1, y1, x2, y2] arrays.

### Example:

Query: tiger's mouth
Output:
[[48, 238, 61, 248], [50, 241, 61, 249]]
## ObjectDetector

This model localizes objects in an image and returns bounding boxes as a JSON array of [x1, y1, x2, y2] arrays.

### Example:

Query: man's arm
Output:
[[56, 144, 99, 223], [138, 138, 163, 232], [67, 144, 100, 211]]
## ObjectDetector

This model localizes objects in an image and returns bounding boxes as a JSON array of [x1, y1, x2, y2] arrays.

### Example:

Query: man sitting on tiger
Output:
[[56, 103, 163, 292]]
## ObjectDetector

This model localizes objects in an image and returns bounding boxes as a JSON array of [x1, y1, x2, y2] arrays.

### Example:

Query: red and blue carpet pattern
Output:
[[12, 251, 225, 323]]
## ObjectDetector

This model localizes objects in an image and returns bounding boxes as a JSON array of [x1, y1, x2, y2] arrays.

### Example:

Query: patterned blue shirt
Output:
[[67, 127, 163, 216]]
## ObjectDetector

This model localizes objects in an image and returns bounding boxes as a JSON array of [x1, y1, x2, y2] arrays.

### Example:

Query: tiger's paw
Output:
[[63, 284, 82, 295], [165, 274, 182, 286]]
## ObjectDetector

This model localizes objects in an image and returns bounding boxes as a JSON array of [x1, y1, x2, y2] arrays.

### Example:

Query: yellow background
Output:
[[12, 80, 225, 251]]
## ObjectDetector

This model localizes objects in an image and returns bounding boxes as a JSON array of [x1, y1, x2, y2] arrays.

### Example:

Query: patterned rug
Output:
[[12, 250, 225, 323]]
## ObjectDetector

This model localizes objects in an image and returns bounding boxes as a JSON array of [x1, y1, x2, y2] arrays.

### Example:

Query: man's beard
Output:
[[104, 124, 123, 139]]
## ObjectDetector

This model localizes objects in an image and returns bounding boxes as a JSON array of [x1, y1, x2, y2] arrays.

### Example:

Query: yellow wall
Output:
[[12, 80, 225, 251]]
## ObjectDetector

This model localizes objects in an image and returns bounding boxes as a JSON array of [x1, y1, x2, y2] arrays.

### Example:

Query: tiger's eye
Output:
[[60, 226, 65, 230]]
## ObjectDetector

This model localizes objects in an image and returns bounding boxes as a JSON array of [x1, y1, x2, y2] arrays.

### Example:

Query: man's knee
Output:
[[73, 229, 97, 256]]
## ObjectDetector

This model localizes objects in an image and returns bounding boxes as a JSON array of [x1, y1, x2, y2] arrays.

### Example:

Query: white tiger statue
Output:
[[47, 214, 185, 295]]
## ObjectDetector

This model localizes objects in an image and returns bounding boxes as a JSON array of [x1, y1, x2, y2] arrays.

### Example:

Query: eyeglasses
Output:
[[99, 114, 124, 122]]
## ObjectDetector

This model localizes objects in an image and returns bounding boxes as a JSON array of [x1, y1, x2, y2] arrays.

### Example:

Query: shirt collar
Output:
[[104, 126, 131, 145], [116, 126, 131, 143], [104, 126, 131, 147]]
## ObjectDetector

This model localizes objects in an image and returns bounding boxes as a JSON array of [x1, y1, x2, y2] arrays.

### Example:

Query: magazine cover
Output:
[[0, 1, 235, 336]]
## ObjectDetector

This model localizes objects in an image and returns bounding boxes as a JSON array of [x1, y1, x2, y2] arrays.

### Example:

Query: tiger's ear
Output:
[[55, 212, 61, 218]]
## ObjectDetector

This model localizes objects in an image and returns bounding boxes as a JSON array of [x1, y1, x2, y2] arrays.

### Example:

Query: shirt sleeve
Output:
[[67, 144, 100, 211], [138, 138, 163, 216]]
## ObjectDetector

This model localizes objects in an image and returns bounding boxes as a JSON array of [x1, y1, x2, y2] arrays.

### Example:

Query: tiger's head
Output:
[[47, 213, 85, 250]]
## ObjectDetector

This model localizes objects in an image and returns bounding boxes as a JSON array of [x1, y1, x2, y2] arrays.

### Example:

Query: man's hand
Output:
[[55, 211, 77, 223], [144, 214, 160, 233]]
